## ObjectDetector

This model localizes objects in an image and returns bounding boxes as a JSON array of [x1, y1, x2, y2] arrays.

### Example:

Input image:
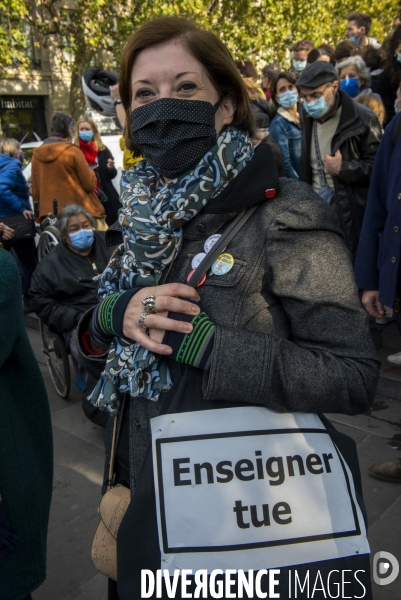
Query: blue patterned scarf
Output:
[[89, 127, 254, 414]]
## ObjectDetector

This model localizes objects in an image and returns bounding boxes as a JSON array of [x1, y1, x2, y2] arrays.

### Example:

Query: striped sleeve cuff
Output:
[[163, 305, 215, 371], [89, 304, 114, 349], [97, 292, 126, 335], [97, 289, 139, 337]]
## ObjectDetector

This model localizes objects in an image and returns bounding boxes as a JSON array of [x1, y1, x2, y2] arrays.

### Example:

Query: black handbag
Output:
[[0, 214, 36, 242], [94, 187, 109, 205]]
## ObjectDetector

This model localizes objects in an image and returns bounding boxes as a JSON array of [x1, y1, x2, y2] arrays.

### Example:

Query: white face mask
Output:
[[293, 59, 307, 72]]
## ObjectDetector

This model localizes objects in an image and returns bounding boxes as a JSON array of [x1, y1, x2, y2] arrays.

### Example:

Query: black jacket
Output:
[[250, 98, 271, 128], [259, 135, 285, 176], [375, 66, 400, 125], [97, 147, 121, 226], [29, 232, 112, 333], [299, 90, 382, 260]]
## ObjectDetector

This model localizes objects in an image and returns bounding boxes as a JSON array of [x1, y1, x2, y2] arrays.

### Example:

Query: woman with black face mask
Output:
[[77, 16, 379, 600]]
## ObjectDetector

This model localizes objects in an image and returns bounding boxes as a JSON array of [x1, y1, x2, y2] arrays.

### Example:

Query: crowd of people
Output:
[[1, 9, 401, 600]]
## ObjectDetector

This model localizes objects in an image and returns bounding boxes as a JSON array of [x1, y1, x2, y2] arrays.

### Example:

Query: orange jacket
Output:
[[31, 140, 105, 218]]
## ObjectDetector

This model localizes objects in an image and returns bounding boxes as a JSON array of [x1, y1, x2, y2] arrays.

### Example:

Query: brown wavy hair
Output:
[[355, 93, 386, 127], [119, 16, 255, 154], [235, 59, 258, 81], [242, 78, 265, 102]]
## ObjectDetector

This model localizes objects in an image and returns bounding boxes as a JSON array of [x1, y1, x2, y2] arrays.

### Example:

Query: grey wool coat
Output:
[[0, 250, 53, 600], [79, 144, 380, 598], [91, 152, 380, 489]]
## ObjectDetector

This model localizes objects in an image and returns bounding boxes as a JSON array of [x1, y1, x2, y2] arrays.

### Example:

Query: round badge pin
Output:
[[191, 252, 207, 270], [204, 234, 221, 254], [211, 253, 234, 276], [187, 269, 207, 288]]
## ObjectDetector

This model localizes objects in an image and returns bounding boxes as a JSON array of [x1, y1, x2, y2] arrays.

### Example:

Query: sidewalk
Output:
[[26, 323, 401, 600]]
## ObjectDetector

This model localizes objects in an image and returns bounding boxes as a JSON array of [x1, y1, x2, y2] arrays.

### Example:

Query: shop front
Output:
[[0, 95, 48, 142]]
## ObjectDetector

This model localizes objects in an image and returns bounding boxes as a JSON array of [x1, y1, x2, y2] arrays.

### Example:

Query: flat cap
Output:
[[296, 61, 337, 88]]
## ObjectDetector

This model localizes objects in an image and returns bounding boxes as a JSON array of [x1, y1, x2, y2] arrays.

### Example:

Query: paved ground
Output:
[[26, 326, 401, 600]]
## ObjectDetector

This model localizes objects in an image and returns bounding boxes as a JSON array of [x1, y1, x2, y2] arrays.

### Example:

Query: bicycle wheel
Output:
[[40, 321, 71, 399], [37, 226, 60, 261]]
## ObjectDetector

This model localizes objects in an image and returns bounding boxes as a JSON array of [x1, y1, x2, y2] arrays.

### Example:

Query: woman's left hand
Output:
[[0, 223, 14, 241], [107, 158, 115, 170]]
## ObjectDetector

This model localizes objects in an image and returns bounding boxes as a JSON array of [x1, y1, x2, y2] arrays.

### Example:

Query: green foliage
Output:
[[2, 0, 399, 112], [118, 0, 397, 68], [0, 0, 29, 74]]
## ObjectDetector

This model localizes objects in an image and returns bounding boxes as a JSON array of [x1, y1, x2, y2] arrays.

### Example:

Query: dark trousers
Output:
[[11, 238, 36, 296], [394, 307, 401, 337]]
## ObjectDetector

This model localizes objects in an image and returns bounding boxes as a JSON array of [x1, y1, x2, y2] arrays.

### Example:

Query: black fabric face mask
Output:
[[130, 97, 222, 178]]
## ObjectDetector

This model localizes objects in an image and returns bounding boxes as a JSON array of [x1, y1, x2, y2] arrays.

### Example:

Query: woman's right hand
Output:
[[109, 84, 120, 102], [122, 284, 201, 354], [362, 290, 385, 319]]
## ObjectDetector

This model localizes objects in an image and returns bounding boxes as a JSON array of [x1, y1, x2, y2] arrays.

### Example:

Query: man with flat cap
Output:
[[296, 61, 382, 260]]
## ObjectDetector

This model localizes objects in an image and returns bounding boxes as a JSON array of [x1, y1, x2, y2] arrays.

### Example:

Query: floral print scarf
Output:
[[88, 127, 254, 414]]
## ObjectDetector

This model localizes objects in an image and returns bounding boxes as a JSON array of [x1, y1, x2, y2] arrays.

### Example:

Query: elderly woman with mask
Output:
[[336, 55, 371, 98], [79, 16, 378, 600], [28, 204, 112, 396]]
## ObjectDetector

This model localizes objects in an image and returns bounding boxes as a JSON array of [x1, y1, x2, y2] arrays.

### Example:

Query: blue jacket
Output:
[[354, 112, 401, 306], [269, 109, 301, 179], [0, 153, 30, 216]]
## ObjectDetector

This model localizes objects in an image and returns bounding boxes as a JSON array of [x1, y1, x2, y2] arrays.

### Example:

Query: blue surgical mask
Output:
[[68, 229, 94, 250], [303, 95, 329, 119], [79, 131, 94, 143], [349, 35, 360, 45], [397, 53, 401, 64], [293, 59, 307, 72], [279, 90, 299, 108], [340, 78, 360, 98]]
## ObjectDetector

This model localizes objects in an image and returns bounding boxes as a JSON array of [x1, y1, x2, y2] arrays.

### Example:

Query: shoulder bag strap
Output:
[[105, 205, 259, 482], [106, 417, 118, 490], [187, 204, 259, 288], [313, 120, 328, 189]]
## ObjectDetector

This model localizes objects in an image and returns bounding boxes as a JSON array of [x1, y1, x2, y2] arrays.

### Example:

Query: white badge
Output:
[[151, 407, 369, 574], [204, 234, 221, 254], [191, 253, 207, 270]]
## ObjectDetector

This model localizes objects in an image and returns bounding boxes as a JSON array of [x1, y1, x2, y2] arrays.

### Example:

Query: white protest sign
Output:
[[151, 407, 369, 574]]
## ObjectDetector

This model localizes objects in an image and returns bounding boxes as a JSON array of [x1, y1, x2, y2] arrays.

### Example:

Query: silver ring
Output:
[[138, 312, 149, 330], [142, 294, 156, 314]]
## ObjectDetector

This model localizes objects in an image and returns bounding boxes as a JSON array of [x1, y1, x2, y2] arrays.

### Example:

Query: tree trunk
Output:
[[69, 56, 87, 120]]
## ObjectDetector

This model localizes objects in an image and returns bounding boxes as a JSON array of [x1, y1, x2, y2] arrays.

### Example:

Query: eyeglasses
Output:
[[300, 84, 332, 103]]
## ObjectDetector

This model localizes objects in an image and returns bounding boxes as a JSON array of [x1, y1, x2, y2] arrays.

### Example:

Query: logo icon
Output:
[[373, 551, 399, 586]]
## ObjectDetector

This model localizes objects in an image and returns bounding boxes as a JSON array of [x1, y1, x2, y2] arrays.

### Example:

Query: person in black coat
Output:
[[28, 204, 113, 415], [74, 117, 122, 225], [296, 61, 382, 261], [29, 204, 113, 334], [376, 25, 401, 125]]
